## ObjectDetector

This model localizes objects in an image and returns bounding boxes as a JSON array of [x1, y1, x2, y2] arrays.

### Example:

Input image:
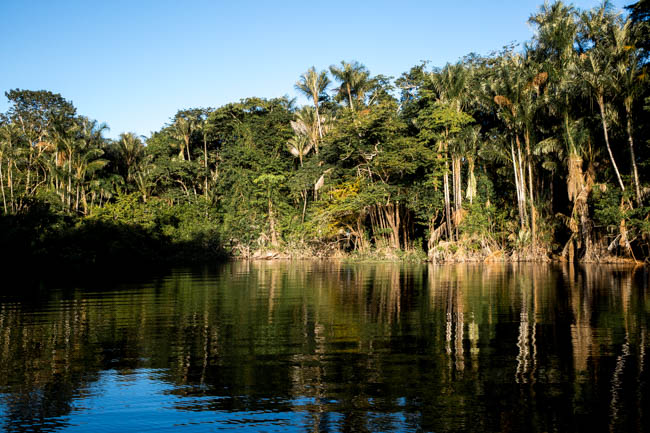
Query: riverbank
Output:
[[240, 244, 645, 265]]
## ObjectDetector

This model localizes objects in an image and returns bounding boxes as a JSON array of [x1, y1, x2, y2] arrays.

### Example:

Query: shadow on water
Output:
[[0, 262, 648, 432]]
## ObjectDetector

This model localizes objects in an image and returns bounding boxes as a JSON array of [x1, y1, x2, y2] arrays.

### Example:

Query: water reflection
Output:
[[0, 262, 648, 432]]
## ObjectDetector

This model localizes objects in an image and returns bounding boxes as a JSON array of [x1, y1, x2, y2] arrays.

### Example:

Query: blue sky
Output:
[[0, 0, 627, 139]]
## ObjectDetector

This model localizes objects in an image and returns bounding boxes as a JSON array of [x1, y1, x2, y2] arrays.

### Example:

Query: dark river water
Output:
[[0, 262, 648, 432]]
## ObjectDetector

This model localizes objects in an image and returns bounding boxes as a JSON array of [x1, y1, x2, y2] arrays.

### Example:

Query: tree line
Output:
[[1, 0, 649, 266]]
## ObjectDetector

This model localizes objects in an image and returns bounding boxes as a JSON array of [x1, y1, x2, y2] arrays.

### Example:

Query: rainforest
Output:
[[1, 1, 649, 270]]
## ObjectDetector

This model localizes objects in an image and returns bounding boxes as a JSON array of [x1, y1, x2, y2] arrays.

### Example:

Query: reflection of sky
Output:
[[0, 369, 373, 432]]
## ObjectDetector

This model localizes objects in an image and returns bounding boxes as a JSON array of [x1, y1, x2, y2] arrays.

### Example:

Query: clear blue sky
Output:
[[0, 0, 627, 139]]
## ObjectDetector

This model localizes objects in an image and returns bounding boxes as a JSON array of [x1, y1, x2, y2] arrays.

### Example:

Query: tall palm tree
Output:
[[615, 21, 644, 205], [489, 54, 529, 231], [329, 61, 370, 111], [577, 3, 626, 192], [490, 53, 548, 243], [430, 63, 471, 238], [50, 114, 79, 209], [295, 67, 330, 140], [529, 0, 598, 259]]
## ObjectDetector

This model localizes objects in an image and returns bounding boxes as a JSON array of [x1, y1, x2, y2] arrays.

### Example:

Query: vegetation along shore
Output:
[[1, 1, 649, 270]]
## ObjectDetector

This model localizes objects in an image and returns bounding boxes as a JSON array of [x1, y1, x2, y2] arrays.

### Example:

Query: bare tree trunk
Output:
[[451, 155, 462, 239], [454, 155, 462, 239], [511, 142, 526, 230], [313, 96, 323, 147], [25, 147, 32, 195], [516, 137, 528, 227], [346, 83, 354, 111], [625, 101, 642, 206], [203, 135, 209, 197], [524, 130, 537, 247], [384, 203, 401, 250], [444, 163, 453, 241], [8, 158, 15, 213], [75, 183, 80, 212], [185, 136, 192, 161], [67, 161, 72, 210], [0, 158, 7, 213], [466, 158, 476, 205], [598, 95, 625, 192]]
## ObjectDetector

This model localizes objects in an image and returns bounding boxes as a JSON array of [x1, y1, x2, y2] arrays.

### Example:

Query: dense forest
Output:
[[1, 0, 649, 268]]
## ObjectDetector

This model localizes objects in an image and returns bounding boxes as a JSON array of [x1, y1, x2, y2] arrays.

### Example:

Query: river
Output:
[[0, 262, 648, 432]]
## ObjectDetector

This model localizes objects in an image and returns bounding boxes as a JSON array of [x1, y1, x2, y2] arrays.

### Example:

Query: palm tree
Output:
[[50, 114, 79, 209], [171, 110, 199, 161], [529, 0, 598, 260], [428, 63, 472, 239], [295, 67, 330, 141], [489, 55, 529, 231], [74, 118, 108, 213], [286, 133, 313, 167], [290, 106, 331, 155], [615, 21, 644, 205], [116, 132, 145, 185], [329, 61, 370, 111], [577, 3, 626, 192], [491, 53, 549, 244]]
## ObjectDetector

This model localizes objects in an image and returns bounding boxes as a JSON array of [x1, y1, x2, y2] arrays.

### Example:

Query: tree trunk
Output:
[[0, 157, 7, 213], [402, 208, 410, 250], [524, 130, 537, 247], [384, 203, 401, 250], [75, 183, 80, 212], [356, 213, 367, 253], [67, 159, 72, 210], [444, 163, 453, 241], [25, 146, 32, 195], [466, 158, 476, 204], [203, 134, 209, 197], [455, 156, 462, 212], [313, 95, 323, 148], [8, 158, 15, 213], [301, 190, 307, 223], [511, 142, 526, 230], [516, 137, 527, 227], [597, 94, 625, 192], [578, 170, 595, 261], [625, 100, 642, 206], [346, 83, 354, 111]]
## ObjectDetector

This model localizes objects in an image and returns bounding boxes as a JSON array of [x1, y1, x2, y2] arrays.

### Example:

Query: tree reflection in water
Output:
[[0, 262, 648, 432]]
